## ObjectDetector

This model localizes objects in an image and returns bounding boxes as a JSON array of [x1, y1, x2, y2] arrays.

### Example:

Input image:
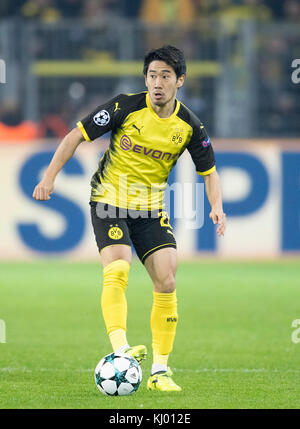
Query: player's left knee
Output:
[[154, 272, 176, 293]]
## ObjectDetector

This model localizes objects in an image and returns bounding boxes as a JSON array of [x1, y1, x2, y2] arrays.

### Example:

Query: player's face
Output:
[[145, 61, 185, 107]]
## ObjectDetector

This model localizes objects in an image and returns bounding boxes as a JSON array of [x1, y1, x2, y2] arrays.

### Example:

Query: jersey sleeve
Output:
[[77, 94, 125, 142], [187, 124, 216, 176]]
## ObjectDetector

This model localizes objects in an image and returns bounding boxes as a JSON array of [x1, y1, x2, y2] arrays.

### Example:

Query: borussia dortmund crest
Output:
[[171, 128, 184, 145], [108, 225, 123, 240]]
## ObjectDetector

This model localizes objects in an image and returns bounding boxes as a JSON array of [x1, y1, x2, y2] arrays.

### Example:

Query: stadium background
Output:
[[1, 0, 300, 259], [1, 0, 300, 410]]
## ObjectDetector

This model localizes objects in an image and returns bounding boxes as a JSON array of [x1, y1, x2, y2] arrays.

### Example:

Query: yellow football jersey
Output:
[[77, 92, 215, 210]]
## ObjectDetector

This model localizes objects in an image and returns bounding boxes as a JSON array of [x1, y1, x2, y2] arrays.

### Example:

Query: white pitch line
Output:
[[174, 368, 300, 374], [1, 367, 300, 374], [0, 367, 93, 373]]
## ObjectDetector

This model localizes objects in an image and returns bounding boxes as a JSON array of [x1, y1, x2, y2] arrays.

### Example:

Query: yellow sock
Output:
[[150, 290, 178, 357], [101, 259, 130, 351], [109, 329, 128, 352], [153, 351, 169, 366], [151, 352, 169, 375]]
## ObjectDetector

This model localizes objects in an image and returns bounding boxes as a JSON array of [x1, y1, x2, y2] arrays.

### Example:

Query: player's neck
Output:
[[150, 97, 177, 119]]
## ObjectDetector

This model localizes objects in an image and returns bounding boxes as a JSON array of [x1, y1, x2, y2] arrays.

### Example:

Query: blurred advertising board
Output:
[[0, 139, 299, 259]]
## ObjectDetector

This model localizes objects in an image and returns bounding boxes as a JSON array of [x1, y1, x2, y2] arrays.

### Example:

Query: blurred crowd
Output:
[[1, 0, 300, 23], [0, 0, 299, 141], [0, 102, 70, 141]]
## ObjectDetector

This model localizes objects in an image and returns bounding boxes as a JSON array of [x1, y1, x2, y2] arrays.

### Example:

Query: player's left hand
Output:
[[209, 209, 226, 236]]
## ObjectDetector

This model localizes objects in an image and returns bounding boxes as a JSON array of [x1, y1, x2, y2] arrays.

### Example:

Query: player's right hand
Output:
[[32, 179, 54, 201]]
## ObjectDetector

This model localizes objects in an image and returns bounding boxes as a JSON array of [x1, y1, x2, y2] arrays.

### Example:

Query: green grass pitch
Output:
[[0, 260, 300, 409]]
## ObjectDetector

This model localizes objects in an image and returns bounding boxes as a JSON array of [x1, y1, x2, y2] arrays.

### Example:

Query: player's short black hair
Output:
[[143, 45, 186, 79]]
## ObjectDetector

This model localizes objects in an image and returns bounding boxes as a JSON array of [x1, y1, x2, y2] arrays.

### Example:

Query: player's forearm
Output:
[[203, 170, 223, 212], [204, 170, 226, 235], [43, 127, 84, 182]]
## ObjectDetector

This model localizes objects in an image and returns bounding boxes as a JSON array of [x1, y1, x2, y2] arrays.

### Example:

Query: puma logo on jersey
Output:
[[132, 124, 143, 134], [114, 102, 121, 112]]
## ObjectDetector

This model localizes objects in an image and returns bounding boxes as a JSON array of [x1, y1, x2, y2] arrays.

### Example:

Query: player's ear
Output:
[[144, 74, 148, 88], [176, 74, 185, 89]]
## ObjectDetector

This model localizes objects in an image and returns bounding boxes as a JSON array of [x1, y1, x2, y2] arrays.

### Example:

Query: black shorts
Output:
[[90, 202, 177, 264]]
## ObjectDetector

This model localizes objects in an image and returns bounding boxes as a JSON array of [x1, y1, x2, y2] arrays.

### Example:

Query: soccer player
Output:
[[33, 45, 226, 392]]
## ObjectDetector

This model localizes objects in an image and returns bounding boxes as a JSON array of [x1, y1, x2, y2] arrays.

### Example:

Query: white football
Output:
[[94, 352, 142, 396]]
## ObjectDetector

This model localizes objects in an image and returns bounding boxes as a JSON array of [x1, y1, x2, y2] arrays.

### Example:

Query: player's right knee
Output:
[[103, 259, 130, 290]]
